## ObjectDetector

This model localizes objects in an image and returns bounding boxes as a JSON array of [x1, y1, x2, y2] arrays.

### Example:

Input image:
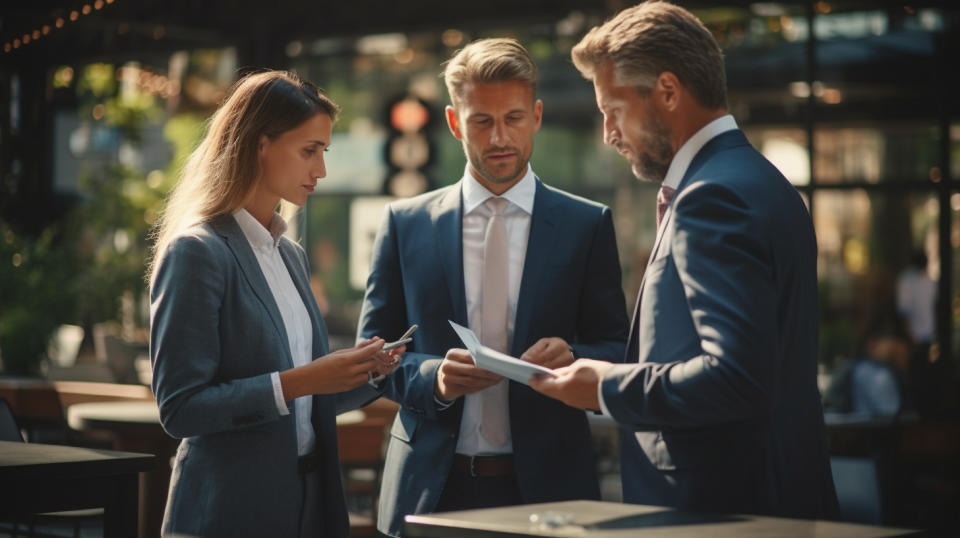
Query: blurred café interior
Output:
[[1, 0, 959, 536]]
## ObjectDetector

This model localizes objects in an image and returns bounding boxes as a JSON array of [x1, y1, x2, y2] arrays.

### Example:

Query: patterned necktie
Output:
[[479, 197, 510, 448], [656, 185, 676, 229]]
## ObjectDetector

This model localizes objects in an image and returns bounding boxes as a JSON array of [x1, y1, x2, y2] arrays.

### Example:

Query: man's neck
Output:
[[670, 108, 727, 154]]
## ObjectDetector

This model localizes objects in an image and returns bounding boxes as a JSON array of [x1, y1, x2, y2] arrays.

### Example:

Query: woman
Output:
[[149, 70, 402, 537]]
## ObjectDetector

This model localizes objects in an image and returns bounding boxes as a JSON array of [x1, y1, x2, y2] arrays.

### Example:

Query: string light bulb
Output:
[[4, 1, 118, 54]]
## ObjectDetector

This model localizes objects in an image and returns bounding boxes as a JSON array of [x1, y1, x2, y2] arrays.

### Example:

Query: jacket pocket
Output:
[[637, 431, 694, 471]]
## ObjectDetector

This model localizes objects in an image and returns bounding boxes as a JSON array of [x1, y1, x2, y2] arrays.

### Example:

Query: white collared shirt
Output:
[[661, 114, 738, 192], [456, 164, 536, 456], [233, 208, 315, 456], [598, 114, 739, 417]]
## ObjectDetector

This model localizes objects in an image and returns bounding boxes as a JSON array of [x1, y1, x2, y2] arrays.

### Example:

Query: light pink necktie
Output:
[[657, 185, 676, 229], [480, 197, 510, 448]]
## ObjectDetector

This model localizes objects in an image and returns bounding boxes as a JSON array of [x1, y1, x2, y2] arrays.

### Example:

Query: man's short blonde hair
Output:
[[443, 38, 538, 110], [572, 1, 727, 110]]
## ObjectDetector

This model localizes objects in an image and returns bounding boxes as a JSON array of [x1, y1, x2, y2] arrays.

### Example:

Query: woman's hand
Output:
[[280, 338, 385, 400], [371, 344, 406, 377]]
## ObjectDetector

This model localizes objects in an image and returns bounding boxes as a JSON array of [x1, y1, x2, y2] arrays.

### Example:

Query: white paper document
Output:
[[448, 320, 558, 385]]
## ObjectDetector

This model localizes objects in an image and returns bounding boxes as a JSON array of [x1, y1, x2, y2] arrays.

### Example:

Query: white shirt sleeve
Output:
[[435, 395, 456, 410], [597, 378, 612, 416], [368, 372, 386, 388], [271, 371, 290, 416]]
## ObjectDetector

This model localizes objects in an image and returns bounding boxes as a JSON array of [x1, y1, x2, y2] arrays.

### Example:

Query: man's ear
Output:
[[532, 99, 543, 134], [445, 105, 463, 140], [655, 71, 681, 113]]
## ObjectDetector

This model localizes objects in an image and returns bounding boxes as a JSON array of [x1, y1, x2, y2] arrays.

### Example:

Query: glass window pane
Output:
[[951, 192, 960, 354], [814, 5, 945, 40], [714, 5, 810, 126], [697, 4, 809, 50], [814, 190, 938, 373], [813, 6, 941, 125], [952, 124, 960, 180], [813, 124, 940, 183], [743, 127, 809, 185]]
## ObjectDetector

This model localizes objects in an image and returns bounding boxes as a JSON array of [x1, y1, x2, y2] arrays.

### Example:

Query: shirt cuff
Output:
[[271, 371, 290, 416], [368, 372, 386, 388], [434, 395, 456, 410], [597, 377, 611, 417]]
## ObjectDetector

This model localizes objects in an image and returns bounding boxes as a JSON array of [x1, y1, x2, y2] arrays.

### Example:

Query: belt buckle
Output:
[[469, 455, 479, 478]]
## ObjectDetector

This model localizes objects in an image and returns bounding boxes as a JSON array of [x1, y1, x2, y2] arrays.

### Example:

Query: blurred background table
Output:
[[1, 379, 401, 538], [338, 401, 395, 536], [0, 440, 153, 538], [67, 400, 174, 538]]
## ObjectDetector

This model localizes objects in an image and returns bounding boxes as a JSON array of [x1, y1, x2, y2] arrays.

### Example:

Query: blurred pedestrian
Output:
[[824, 309, 911, 418]]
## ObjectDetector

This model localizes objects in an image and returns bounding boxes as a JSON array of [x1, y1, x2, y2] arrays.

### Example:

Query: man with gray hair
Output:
[[531, 1, 839, 519], [359, 37, 628, 536]]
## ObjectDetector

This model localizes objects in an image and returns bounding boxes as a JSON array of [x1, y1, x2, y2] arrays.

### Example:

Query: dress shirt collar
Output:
[[461, 163, 536, 215], [233, 208, 288, 251], [661, 114, 738, 190]]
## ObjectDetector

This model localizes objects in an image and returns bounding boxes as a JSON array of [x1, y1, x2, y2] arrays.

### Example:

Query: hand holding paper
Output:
[[435, 348, 502, 400], [448, 321, 558, 385], [528, 358, 613, 411], [521, 337, 576, 369]]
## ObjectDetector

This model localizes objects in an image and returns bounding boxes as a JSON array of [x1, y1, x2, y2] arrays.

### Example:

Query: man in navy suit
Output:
[[532, 1, 839, 520], [358, 38, 628, 537]]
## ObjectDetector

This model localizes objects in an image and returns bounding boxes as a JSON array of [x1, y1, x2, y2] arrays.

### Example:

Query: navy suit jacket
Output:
[[602, 130, 839, 519], [358, 178, 629, 537], [151, 214, 381, 537]]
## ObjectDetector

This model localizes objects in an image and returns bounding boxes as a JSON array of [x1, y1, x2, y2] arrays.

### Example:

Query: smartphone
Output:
[[382, 324, 418, 351]]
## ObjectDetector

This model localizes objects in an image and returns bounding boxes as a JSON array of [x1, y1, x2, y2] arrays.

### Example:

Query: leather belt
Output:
[[451, 454, 514, 478], [298, 450, 321, 475]]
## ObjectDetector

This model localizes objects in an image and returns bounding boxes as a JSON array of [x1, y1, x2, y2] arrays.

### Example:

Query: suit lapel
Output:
[[276, 237, 334, 440], [278, 241, 329, 358], [211, 214, 293, 370], [627, 129, 751, 361], [512, 178, 554, 357], [649, 130, 750, 263], [431, 183, 469, 326]]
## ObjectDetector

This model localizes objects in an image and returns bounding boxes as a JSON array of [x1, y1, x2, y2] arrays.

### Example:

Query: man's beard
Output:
[[627, 102, 674, 183], [469, 146, 528, 185], [632, 147, 671, 182]]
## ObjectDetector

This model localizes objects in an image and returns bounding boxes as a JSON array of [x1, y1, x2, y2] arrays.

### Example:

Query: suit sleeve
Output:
[[356, 206, 445, 421], [571, 207, 629, 363], [150, 235, 281, 439], [602, 182, 776, 429]]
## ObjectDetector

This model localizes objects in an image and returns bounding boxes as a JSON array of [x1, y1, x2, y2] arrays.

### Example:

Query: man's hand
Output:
[[521, 337, 575, 370], [528, 358, 614, 411], [435, 348, 503, 400]]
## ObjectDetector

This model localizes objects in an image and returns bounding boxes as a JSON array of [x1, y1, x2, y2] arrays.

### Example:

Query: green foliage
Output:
[[68, 163, 165, 324], [0, 223, 77, 375], [76, 63, 117, 97], [104, 94, 164, 143], [0, 61, 185, 375]]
